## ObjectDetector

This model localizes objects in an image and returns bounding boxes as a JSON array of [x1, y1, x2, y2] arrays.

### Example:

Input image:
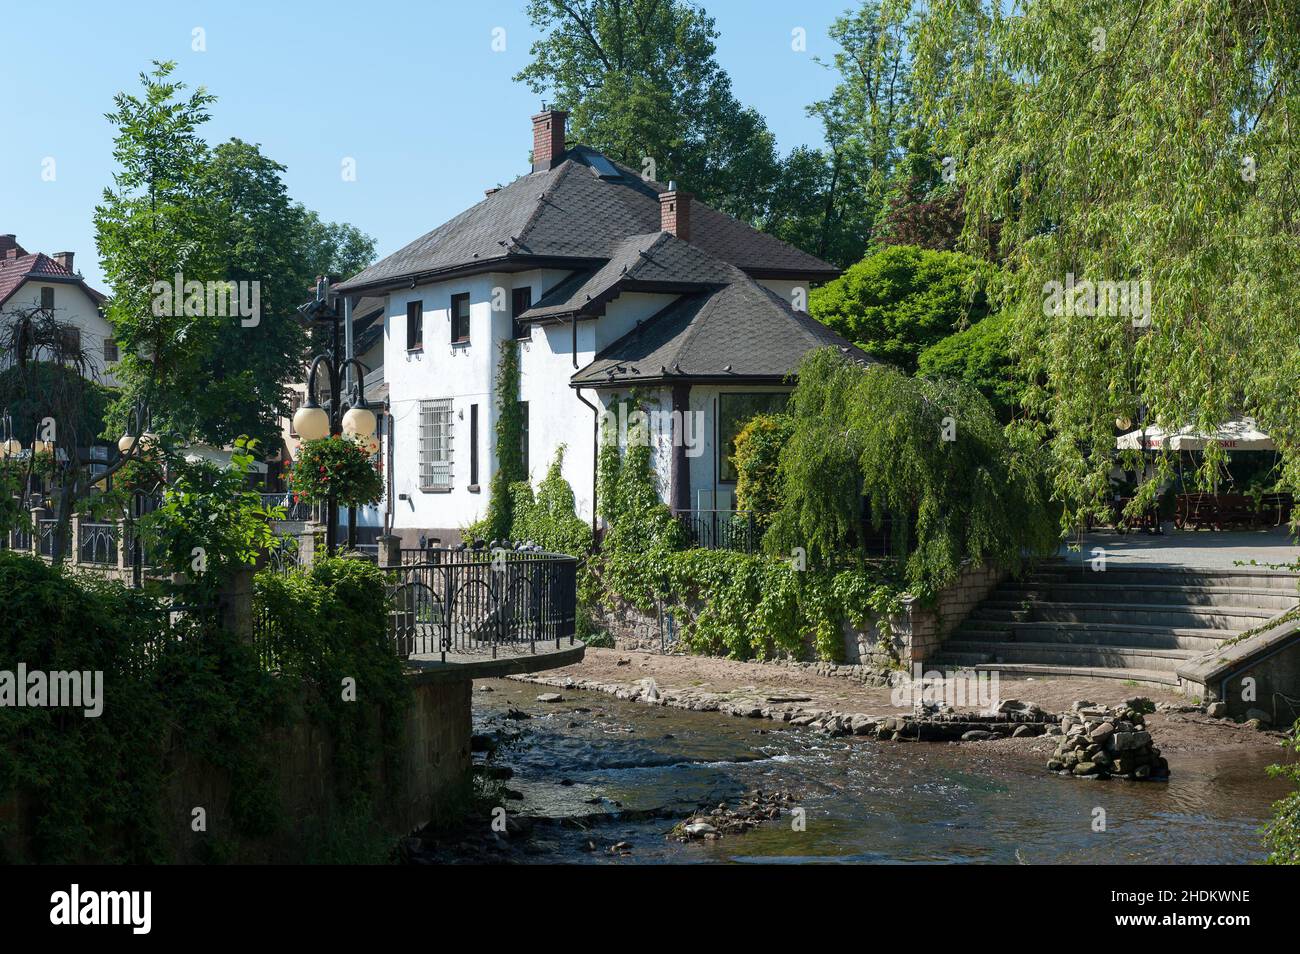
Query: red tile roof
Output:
[[0, 245, 106, 310]]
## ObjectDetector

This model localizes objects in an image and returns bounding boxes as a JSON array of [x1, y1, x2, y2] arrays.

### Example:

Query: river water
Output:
[[472, 679, 1293, 864]]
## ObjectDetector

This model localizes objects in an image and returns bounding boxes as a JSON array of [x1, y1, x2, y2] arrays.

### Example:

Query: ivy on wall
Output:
[[478, 340, 526, 541]]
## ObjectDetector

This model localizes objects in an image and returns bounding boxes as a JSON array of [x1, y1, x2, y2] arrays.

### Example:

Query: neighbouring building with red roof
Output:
[[0, 234, 118, 387]]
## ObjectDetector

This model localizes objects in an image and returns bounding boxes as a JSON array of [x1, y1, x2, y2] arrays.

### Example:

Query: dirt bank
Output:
[[506, 647, 1290, 760]]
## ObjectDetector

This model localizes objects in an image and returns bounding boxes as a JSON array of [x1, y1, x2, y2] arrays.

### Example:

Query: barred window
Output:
[[419, 398, 454, 491]]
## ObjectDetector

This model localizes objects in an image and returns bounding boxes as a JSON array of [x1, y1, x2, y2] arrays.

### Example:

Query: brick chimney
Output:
[[53, 251, 75, 272], [0, 234, 20, 259], [659, 181, 691, 242], [531, 108, 568, 172]]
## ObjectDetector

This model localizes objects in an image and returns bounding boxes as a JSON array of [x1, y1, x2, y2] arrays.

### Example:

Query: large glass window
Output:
[[718, 392, 790, 483]]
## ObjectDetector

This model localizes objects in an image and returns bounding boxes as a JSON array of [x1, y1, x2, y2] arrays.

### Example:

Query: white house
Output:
[[335, 111, 862, 546], [0, 235, 117, 386]]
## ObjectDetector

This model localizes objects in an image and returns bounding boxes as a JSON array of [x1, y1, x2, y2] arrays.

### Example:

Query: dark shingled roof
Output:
[[571, 275, 873, 387], [521, 231, 738, 321], [336, 147, 838, 293]]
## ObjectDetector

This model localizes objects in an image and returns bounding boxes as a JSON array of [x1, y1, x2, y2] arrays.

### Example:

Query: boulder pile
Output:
[[1047, 699, 1169, 781]]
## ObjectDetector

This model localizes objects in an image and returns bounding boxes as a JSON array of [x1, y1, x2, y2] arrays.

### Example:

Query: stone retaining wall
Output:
[[592, 562, 1007, 669], [847, 562, 1008, 667]]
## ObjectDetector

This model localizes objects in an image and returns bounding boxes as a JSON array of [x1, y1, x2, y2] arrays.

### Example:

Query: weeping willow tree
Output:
[[907, 0, 1300, 528], [766, 348, 1057, 595]]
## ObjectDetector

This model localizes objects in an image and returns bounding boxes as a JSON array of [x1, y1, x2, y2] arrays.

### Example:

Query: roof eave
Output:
[[570, 373, 793, 389], [335, 254, 607, 297]]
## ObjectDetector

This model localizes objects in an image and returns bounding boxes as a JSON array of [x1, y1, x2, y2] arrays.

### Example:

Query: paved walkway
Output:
[[1060, 526, 1300, 570]]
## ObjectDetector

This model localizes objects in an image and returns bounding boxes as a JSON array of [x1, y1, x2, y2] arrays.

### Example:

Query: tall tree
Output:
[[95, 63, 377, 451], [910, 0, 1300, 526], [515, 0, 782, 222], [94, 61, 215, 445]]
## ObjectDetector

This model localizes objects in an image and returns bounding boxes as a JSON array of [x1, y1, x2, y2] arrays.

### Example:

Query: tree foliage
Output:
[[766, 348, 1056, 596], [515, 0, 782, 222], [916, 309, 1018, 422], [910, 0, 1300, 527], [809, 244, 995, 373], [94, 62, 375, 451]]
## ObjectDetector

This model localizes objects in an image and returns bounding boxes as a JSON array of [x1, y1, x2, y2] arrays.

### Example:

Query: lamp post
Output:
[[114, 402, 163, 588], [293, 278, 376, 554]]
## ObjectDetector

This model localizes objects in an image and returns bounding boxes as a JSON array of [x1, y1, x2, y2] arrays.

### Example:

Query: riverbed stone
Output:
[[1110, 730, 1151, 752], [1245, 708, 1272, 726]]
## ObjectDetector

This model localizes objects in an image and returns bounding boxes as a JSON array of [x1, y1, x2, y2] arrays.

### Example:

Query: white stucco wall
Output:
[[2, 281, 118, 386], [381, 266, 799, 540]]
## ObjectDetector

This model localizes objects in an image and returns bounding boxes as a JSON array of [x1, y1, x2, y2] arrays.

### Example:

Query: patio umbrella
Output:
[[1116, 418, 1274, 452]]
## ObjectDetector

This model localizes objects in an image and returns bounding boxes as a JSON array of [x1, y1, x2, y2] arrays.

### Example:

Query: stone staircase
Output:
[[929, 562, 1300, 687]]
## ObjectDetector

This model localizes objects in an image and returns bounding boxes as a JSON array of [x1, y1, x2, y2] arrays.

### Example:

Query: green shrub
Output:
[[1264, 720, 1300, 864], [732, 413, 794, 529], [255, 557, 409, 812], [0, 551, 279, 862]]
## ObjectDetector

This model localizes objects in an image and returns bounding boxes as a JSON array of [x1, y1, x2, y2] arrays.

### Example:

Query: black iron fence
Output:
[[387, 547, 578, 662], [675, 509, 760, 552], [78, 521, 120, 565], [260, 492, 320, 522]]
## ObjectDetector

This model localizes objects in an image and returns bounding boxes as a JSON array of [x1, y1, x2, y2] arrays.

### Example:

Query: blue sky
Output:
[[0, 0, 848, 290]]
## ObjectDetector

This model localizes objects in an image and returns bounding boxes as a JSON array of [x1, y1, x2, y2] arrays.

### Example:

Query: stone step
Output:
[[952, 620, 1234, 652], [940, 639, 1196, 672], [996, 582, 1299, 610], [1027, 566, 1300, 592], [972, 601, 1274, 629], [923, 660, 1182, 688]]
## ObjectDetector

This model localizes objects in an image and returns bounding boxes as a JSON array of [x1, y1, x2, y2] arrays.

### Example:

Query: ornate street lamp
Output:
[[115, 402, 163, 588], [294, 278, 377, 553]]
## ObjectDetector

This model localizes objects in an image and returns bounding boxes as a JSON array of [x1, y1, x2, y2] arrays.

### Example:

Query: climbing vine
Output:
[[478, 339, 526, 541]]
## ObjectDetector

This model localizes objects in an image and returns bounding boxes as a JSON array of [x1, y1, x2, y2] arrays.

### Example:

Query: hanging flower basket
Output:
[[290, 436, 383, 507]]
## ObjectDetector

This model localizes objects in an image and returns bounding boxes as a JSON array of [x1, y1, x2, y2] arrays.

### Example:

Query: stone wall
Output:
[[592, 562, 1008, 669], [1178, 610, 1300, 721], [845, 562, 1007, 667], [592, 598, 668, 653], [164, 672, 471, 863]]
